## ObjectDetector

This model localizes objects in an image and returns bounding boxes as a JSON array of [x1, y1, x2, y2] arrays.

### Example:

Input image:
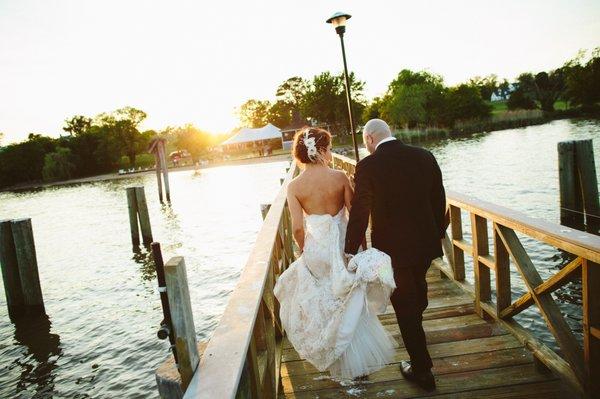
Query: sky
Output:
[[0, 0, 599, 144]]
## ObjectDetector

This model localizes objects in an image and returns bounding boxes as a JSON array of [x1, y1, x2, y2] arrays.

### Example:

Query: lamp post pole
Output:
[[327, 12, 360, 162]]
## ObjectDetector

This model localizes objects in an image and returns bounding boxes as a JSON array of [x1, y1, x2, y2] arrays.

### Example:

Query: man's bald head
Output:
[[363, 119, 392, 154]]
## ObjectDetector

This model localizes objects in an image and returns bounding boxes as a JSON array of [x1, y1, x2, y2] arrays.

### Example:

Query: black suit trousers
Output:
[[390, 259, 433, 373]]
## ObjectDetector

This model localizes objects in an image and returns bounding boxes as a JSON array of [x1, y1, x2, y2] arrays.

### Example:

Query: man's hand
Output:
[[344, 253, 358, 271]]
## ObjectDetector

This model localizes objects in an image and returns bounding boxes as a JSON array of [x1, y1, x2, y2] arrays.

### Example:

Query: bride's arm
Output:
[[342, 172, 354, 212], [287, 187, 305, 252]]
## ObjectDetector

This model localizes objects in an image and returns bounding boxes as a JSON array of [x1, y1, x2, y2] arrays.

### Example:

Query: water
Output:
[[0, 119, 599, 398]]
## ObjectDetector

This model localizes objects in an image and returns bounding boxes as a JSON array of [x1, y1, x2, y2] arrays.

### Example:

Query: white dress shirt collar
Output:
[[375, 136, 396, 150]]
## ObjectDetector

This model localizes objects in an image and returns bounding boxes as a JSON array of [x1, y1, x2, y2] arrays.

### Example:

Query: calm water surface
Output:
[[0, 119, 598, 398]]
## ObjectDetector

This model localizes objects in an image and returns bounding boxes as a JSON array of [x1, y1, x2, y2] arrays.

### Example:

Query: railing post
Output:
[[164, 256, 199, 391], [493, 223, 511, 316], [471, 214, 491, 318], [574, 140, 599, 235], [449, 205, 465, 280], [582, 259, 600, 398]]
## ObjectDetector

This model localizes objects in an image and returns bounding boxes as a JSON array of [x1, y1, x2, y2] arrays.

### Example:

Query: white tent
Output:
[[222, 124, 282, 146]]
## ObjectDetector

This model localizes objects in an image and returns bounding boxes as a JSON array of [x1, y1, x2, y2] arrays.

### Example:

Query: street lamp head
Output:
[[326, 12, 351, 35]]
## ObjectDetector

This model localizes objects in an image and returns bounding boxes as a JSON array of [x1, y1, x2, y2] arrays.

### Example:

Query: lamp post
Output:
[[326, 11, 359, 161]]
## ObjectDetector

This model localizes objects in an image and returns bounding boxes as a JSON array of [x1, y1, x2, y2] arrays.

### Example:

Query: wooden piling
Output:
[[574, 140, 600, 235], [126, 187, 140, 246], [0, 220, 25, 318], [135, 186, 153, 245], [156, 342, 207, 399], [164, 256, 199, 391], [155, 154, 164, 203], [558, 141, 584, 229], [11, 218, 45, 314], [160, 144, 171, 203]]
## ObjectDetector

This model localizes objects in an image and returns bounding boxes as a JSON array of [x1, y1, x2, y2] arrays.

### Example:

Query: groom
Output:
[[345, 119, 447, 391]]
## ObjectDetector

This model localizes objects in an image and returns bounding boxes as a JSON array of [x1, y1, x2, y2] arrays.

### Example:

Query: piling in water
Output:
[[126, 186, 153, 247], [0, 220, 25, 318], [558, 140, 599, 234], [0, 218, 45, 317]]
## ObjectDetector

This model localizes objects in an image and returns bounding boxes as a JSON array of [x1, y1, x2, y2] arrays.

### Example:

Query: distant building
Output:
[[220, 124, 283, 155]]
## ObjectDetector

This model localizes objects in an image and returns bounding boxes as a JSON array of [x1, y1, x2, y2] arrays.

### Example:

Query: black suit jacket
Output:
[[345, 140, 447, 267]]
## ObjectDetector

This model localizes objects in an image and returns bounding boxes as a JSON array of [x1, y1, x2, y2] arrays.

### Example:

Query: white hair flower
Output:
[[304, 132, 318, 161]]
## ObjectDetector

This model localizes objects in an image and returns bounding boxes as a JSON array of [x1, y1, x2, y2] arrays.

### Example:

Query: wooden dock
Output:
[[175, 153, 599, 399], [280, 266, 571, 398]]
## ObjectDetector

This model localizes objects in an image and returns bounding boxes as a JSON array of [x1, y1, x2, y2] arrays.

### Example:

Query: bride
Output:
[[274, 127, 396, 380]]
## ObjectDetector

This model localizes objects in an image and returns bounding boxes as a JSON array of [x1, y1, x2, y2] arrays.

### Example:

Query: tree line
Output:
[[239, 48, 600, 131], [0, 107, 221, 188]]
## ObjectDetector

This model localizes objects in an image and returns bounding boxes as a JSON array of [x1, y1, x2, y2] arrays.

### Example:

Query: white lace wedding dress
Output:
[[274, 209, 397, 379]]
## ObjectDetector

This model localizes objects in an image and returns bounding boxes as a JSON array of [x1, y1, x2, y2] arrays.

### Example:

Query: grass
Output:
[[489, 99, 570, 115]]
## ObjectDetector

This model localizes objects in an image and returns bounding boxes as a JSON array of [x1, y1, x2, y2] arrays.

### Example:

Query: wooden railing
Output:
[[331, 152, 600, 398], [182, 163, 298, 399]]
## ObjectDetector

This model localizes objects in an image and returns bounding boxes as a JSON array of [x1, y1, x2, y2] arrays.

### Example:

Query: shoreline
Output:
[[1, 153, 292, 193]]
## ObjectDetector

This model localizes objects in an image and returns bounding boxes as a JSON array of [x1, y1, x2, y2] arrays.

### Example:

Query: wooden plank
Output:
[[449, 206, 465, 280], [424, 380, 568, 399], [0, 220, 25, 318], [558, 141, 584, 229], [446, 190, 600, 264], [282, 348, 534, 394], [496, 225, 585, 388], [11, 218, 45, 314], [500, 257, 582, 319], [582, 259, 600, 398], [281, 334, 522, 377], [126, 187, 140, 246], [493, 223, 511, 316], [281, 363, 555, 399], [452, 239, 472, 256], [164, 256, 199, 390], [471, 214, 491, 318], [574, 139, 600, 235]]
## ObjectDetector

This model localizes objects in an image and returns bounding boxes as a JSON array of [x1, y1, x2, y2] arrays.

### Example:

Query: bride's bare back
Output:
[[287, 164, 353, 250]]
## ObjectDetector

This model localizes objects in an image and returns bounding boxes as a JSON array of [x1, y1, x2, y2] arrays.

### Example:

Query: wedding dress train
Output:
[[274, 209, 396, 379]]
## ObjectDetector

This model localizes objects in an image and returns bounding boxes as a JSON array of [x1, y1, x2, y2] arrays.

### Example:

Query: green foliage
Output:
[[468, 75, 498, 101], [379, 70, 446, 128], [42, 146, 76, 182], [563, 48, 600, 108], [362, 96, 384, 123], [441, 84, 491, 125], [0, 133, 56, 187], [238, 99, 272, 128], [170, 124, 212, 161], [63, 115, 92, 136], [301, 71, 366, 134]]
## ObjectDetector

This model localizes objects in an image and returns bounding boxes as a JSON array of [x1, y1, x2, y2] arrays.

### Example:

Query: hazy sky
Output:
[[1, 0, 599, 144]]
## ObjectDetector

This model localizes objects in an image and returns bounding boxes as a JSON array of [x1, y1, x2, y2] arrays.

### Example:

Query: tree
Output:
[[276, 76, 309, 125], [510, 71, 565, 112], [468, 75, 498, 101], [42, 146, 76, 182], [564, 48, 600, 108], [63, 115, 92, 136], [496, 79, 512, 100], [507, 86, 537, 110], [268, 100, 293, 128], [362, 97, 384, 123], [238, 99, 271, 128], [172, 124, 212, 161], [380, 70, 446, 128], [441, 84, 491, 125], [301, 71, 365, 134], [95, 107, 148, 166]]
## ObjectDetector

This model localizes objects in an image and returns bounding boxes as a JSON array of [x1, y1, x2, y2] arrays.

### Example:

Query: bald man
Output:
[[345, 119, 447, 391]]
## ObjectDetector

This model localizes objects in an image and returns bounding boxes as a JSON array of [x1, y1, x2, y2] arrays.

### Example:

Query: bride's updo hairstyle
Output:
[[292, 127, 331, 165]]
